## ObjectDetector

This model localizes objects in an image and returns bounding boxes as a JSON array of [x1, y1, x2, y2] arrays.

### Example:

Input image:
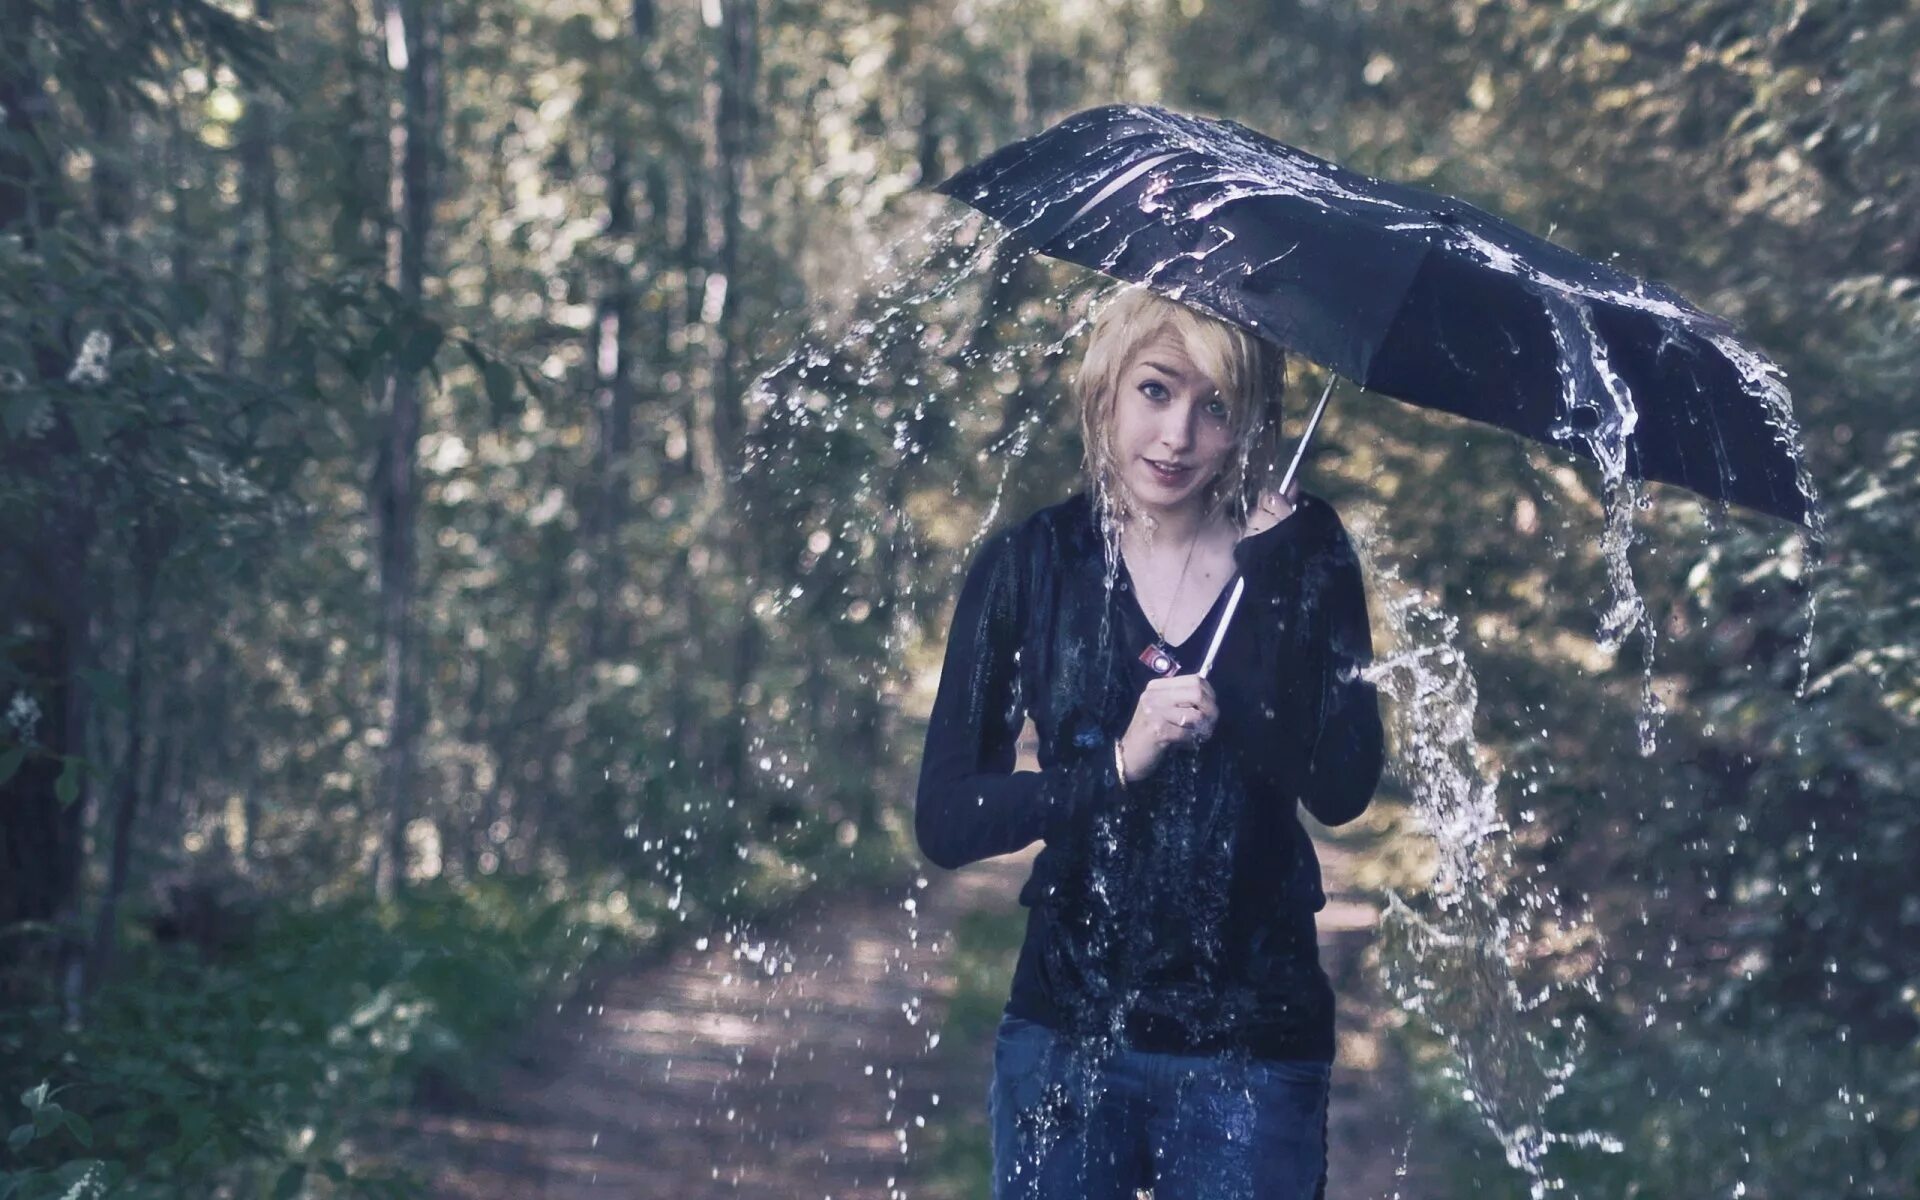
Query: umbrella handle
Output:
[[1198, 373, 1338, 681]]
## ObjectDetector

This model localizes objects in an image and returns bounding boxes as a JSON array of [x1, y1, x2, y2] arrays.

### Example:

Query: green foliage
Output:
[[1279, 0, 1920, 1191], [0, 878, 631, 1198], [1399, 1010, 1918, 1198], [915, 904, 1026, 1198]]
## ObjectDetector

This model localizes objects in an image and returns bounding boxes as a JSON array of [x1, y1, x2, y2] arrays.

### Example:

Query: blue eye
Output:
[[1207, 399, 1229, 419], [1140, 381, 1169, 401]]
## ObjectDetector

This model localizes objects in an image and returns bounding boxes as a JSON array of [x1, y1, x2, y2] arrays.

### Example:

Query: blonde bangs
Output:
[[1074, 286, 1289, 528]]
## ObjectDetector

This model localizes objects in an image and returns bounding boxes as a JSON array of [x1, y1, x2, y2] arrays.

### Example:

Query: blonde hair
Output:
[[1074, 286, 1288, 531]]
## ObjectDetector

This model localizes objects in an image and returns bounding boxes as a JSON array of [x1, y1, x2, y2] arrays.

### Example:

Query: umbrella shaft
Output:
[[1279, 374, 1337, 496]]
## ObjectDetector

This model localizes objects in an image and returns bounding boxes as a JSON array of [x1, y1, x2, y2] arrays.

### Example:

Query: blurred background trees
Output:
[[1, 0, 1913, 1194]]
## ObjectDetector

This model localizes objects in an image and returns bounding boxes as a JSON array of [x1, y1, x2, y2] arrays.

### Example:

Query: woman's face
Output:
[[1108, 334, 1235, 523]]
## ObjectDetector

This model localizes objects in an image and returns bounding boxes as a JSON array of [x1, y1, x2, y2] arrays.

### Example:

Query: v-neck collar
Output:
[[1116, 555, 1240, 653]]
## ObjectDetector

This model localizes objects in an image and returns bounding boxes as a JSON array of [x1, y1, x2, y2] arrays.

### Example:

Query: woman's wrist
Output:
[[1113, 737, 1130, 788]]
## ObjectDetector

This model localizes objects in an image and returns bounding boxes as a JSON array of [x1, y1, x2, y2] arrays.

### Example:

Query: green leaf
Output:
[[60, 1111, 91, 1149], [6, 1122, 31, 1151], [318, 1159, 348, 1184], [396, 319, 444, 375], [1, 395, 49, 439], [482, 360, 516, 421], [460, 339, 519, 425], [170, 1105, 212, 1159], [0, 747, 24, 787], [54, 759, 80, 808], [363, 322, 399, 375], [273, 1162, 307, 1200], [66, 403, 104, 456]]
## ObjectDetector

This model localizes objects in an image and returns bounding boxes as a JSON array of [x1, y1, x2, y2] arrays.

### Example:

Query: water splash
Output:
[[1539, 294, 1665, 752], [749, 220, 1615, 1194], [1354, 515, 1618, 1197], [734, 116, 1830, 1192]]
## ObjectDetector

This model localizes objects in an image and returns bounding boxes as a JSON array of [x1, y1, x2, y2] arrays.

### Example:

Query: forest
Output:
[[1, 0, 1915, 1197]]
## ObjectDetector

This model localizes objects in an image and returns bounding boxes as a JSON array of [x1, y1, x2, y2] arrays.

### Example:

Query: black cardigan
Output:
[[914, 489, 1384, 1060]]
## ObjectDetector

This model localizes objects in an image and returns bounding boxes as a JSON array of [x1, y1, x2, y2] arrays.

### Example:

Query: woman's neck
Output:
[[1121, 496, 1234, 555]]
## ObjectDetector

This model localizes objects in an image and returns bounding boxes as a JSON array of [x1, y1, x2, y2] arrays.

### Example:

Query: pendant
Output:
[[1138, 641, 1181, 677]]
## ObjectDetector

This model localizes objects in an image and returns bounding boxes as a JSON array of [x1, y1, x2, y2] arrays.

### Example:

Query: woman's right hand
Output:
[[1119, 675, 1218, 782]]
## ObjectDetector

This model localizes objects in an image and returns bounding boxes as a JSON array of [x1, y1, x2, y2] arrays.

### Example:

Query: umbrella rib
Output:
[[1057, 150, 1184, 234]]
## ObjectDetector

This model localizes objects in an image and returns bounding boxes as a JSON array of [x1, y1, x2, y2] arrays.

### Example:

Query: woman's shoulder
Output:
[[1022, 491, 1104, 557], [964, 493, 1091, 578], [1295, 489, 1355, 539]]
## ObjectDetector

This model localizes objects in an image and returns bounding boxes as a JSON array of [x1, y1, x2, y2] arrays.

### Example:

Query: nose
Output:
[[1159, 403, 1199, 451]]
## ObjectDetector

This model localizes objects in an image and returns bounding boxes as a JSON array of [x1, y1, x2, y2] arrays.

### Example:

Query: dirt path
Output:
[[393, 838, 1440, 1199], [1314, 836, 1447, 1200]]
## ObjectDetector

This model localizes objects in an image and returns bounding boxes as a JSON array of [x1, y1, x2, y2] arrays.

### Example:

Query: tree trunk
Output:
[[0, 21, 92, 1009], [84, 527, 166, 994], [708, 0, 760, 809], [225, 0, 284, 371], [585, 146, 637, 662], [478, 511, 569, 867], [374, 0, 440, 901]]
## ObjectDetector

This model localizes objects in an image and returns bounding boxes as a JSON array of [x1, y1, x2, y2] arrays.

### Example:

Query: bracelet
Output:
[[1113, 738, 1130, 789]]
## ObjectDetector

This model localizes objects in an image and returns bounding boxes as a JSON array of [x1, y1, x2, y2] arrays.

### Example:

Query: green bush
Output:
[[0, 875, 632, 1198]]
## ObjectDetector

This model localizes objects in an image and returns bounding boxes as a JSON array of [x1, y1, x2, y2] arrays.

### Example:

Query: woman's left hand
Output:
[[1246, 482, 1300, 534]]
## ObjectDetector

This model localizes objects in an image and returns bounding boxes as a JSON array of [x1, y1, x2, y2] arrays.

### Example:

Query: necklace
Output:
[[1127, 522, 1202, 677]]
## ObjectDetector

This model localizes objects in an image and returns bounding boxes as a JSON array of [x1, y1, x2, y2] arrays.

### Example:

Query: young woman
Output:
[[915, 286, 1385, 1199]]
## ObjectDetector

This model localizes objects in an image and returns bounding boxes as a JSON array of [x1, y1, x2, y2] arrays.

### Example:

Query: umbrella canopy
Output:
[[935, 104, 1817, 528]]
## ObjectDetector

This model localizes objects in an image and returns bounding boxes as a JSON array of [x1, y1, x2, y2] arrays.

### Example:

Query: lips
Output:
[[1145, 459, 1193, 486]]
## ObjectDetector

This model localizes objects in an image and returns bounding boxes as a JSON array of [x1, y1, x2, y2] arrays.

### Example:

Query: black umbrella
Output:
[[935, 104, 1818, 529]]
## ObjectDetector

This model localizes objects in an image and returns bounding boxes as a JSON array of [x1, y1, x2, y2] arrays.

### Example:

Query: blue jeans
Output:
[[988, 1013, 1330, 1200]]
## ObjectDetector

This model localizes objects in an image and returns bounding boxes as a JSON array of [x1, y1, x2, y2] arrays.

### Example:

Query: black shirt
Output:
[[914, 489, 1384, 1061]]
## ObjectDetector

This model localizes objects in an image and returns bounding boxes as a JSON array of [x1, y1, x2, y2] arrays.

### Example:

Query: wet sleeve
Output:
[[914, 528, 1125, 871], [1231, 520, 1386, 828]]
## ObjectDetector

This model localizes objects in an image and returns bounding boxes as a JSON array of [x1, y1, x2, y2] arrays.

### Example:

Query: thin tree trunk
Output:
[[336, 0, 389, 268], [666, 545, 706, 792], [147, 709, 184, 867], [478, 515, 568, 865], [226, 0, 283, 370], [374, 0, 439, 901], [259, 20, 288, 362], [453, 624, 489, 877], [585, 146, 637, 662], [0, 21, 92, 1010], [680, 158, 707, 336], [709, 0, 754, 471], [850, 467, 911, 838], [708, 0, 759, 807], [84, 528, 165, 994]]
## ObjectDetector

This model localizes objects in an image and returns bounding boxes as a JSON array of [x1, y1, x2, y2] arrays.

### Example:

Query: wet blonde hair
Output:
[[1074, 286, 1288, 531]]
